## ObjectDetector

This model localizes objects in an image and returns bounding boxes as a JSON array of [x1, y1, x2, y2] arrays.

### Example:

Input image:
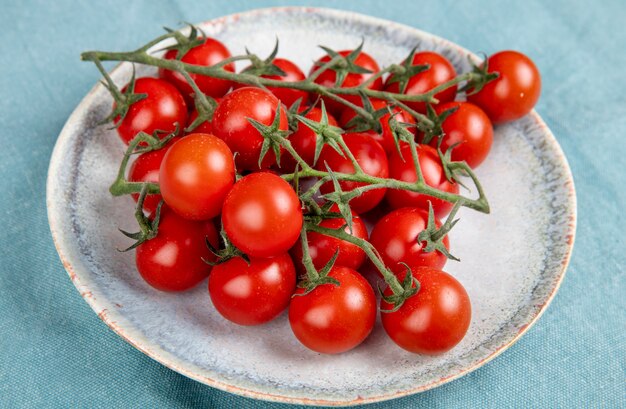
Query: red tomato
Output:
[[384, 51, 457, 114], [114, 77, 187, 145], [309, 50, 383, 116], [369, 207, 449, 273], [222, 172, 303, 258], [468, 50, 541, 124], [289, 266, 376, 354], [159, 133, 235, 220], [235, 58, 308, 108], [135, 207, 219, 292], [317, 132, 389, 214], [128, 140, 177, 214], [386, 144, 458, 218], [339, 99, 416, 155], [159, 37, 234, 100], [208, 254, 296, 325], [212, 87, 288, 171], [280, 106, 339, 171], [290, 207, 368, 272], [428, 101, 493, 168], [381, 267, 471, 354]]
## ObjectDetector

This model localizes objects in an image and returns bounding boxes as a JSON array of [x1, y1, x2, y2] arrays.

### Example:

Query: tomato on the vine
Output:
[[339, 99, 416, 155], [212, 87, 288, 171], [317, 132, 389, 214], [159, 37, 235, 100], [159, 133, 235, 220], [467, 50, 541, 124], [309, 49, 383, 116], [386, 144, 459, 218], [428, 101, 493, 169], [290, 206, 368, 272], [128, 139, 177, 214], [369, 207, 449, 273], [114, 77, 187, 145], [384, 51, 457, 114], [222, 172, 302, 258], [289, 266, 376, 354], [236, 58, 308, 108], [381, 266, 471, 354], [209, 253, 296, 325], [135, 207, 219, 292]]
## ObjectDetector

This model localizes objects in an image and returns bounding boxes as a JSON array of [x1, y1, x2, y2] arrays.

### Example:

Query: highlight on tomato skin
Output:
[[381, 266, 471, 355], [208, 253, 296, 326], [288, 266, 377, 354]]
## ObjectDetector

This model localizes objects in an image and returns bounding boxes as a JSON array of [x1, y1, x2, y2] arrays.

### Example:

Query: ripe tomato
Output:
[[222, 172, 302, 258], [280, 106, 339, 171], [128, 140, 177, 214], [114, 77, 187, 145], [381, 267, 471, 354], [428, 101, 493, 169], [386, 144, 459, 218], [290, 207, 368, 272], [468, 50, 541, 124], [212, 87, 288, 171], [317, 132, 389, 214], [339, 99, 416, 155], [135, 207, 219, 292], [289, 266, 376, 354], [208, 253, 296, 325], [159, 133, 235, 220], [369, 207, 449, 273], [235, 58, 308, 108], [309, 49, 383, 116], [159, 37, 234, 100], [384, 51, 457, 114]]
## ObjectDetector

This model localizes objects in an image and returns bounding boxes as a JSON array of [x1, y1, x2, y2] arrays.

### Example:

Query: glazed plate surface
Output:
[[47, 7, 576, 406]]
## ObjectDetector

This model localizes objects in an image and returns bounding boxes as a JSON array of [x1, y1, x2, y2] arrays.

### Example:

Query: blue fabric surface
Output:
[[0, 0, 624, 407]]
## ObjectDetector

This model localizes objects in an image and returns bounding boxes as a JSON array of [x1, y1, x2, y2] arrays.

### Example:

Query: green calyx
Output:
[[204, 229, 249, 266], [294, 100, 345, 166], [118, 185, 163, 252], [317, 40, 372, 87], [417, 201, 461, 262], [459, 53, 500, 95], [379, 264, 420, 313], [247, 104, 290, 168], [385, 46, 430, 94]]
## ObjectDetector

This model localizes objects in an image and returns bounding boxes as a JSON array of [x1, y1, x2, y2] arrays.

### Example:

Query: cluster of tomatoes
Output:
[[111, 34, 541, 355]]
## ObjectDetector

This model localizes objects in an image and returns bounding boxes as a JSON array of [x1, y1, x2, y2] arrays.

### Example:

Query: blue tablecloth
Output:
[[1, 0, 624, 407]]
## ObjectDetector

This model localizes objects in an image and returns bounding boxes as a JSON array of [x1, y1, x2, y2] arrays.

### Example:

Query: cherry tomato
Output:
[[384, 51, 457, 114], [289, 266, 376, 354], [369, 207, 449, 273], [386, 144, 458, 218], [222, 172, 302, 258], [135, 207, 219, 292], [209, 254, 296, 325], [159, 37, 234, 100], [428, 101, 493, 168], [317, 132, 389, 214], [280, 106, 339, 172], [468, 50, 541, 124], [114, 77, 187, 145], [381, 267, 471, 354], [235, 58, 308, 108], [290, 207, 368, 272], [310, 49, 383, 116], [128, 140, 177, 214], [212, 87, 288, 171], [159, 133, 235, 220], [339, 99, 416, 155]]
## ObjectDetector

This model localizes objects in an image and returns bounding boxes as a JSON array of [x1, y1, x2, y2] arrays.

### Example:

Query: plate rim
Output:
[[47, 6, 577, 406]]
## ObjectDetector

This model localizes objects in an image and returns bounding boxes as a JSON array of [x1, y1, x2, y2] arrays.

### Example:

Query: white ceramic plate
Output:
[[47, 7, 576, 406]]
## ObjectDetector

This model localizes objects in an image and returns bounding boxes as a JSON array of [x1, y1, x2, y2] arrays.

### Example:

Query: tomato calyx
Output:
[[315, 41, 373, 87], [99, 65, 147, 126], [385, 46, 431, 94], [185, 93, 218, 133], [294, 101, 346, 166], [387, 114, 419, 157], [343, 95, 387, 134], [118, 185, 164, 251], [159, 24, 207, 60], [379, 264, 421, 313], [240, 39, 287, 78], [247, 104, 290, 168], [459, 53, 500, 96], [418, 103, 459, 145], [417, 202, 461, 261], [295, 232, 341, 296], [204, 228, 250, 266]]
